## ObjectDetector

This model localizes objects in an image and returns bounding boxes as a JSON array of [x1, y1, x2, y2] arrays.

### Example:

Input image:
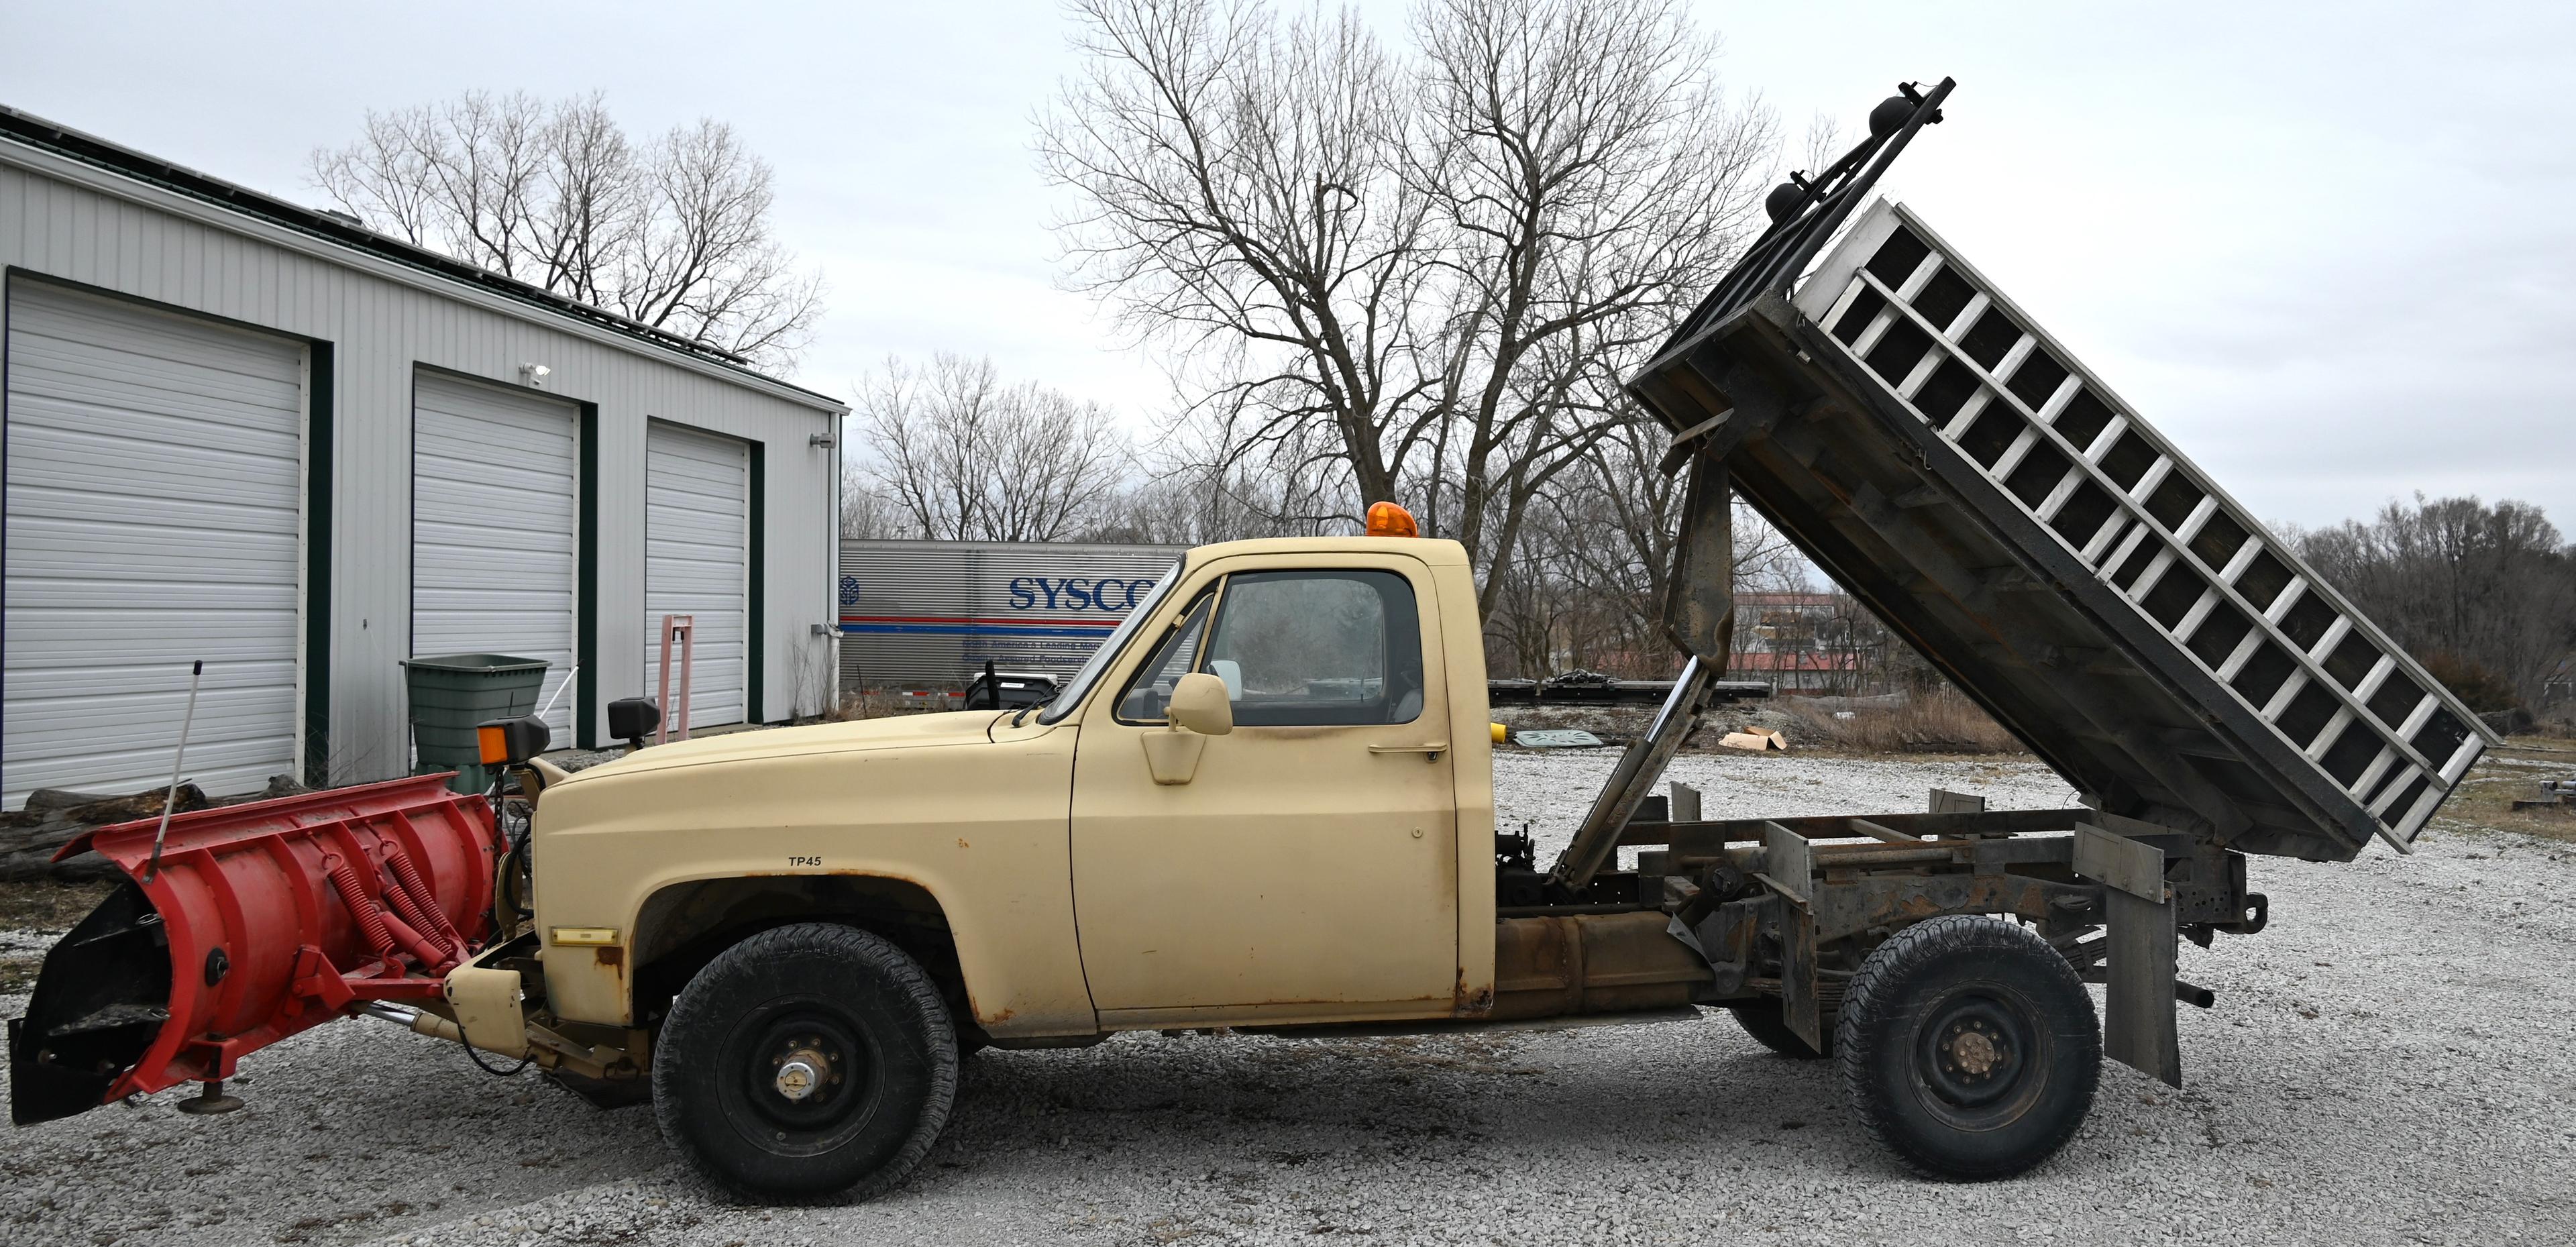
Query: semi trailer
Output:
[[9, 80, 2495, 1199], [838, 538, 1185, 704]]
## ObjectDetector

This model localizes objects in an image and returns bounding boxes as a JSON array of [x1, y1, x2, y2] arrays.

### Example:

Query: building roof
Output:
[[0, 104, 845, 411]]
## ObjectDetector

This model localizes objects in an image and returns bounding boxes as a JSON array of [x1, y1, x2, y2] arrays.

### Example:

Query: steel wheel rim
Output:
[[1909, 983, 2049, 1130], [718, 995, 884, 1156]]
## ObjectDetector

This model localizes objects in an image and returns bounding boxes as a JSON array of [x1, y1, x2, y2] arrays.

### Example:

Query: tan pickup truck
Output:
[[521, 535, 1555, 1190], [505, 531, 2104, 1197]]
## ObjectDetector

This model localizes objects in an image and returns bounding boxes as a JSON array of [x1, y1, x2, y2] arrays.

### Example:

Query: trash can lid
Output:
[[400, 653, 550, 673]]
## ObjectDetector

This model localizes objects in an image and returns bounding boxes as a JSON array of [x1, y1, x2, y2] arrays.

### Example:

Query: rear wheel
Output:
[[1727, 1000, 1832, 1059], [653, 924, 958, 1199], [1835, 915, 2098, 1180]]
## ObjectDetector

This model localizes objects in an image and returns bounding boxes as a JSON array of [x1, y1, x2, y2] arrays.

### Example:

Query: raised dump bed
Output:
[[1629, 199, 2493, 861]]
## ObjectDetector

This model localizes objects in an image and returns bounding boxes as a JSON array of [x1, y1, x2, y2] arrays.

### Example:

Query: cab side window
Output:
[[1113, 591, 1216, 723], [1203, 570, 1424, 726]]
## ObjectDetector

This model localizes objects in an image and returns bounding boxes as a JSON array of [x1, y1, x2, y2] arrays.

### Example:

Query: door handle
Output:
[[1368, 742, 1448, 761]]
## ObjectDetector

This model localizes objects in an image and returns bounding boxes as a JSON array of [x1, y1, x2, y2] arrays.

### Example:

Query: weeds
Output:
[[1779, 688, 2025, 755], [810, 690, 945, 722]]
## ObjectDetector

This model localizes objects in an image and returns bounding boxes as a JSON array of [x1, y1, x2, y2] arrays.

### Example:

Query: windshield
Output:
[[1039, 558, 1183, 724]]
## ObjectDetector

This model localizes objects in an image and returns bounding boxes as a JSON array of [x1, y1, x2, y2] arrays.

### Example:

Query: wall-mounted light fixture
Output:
[[808, 433, 835, 448], [519, 363, 552, 388]]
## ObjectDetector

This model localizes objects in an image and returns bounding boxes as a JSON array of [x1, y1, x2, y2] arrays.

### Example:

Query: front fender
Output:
[[529, 728, 1094, 1038]]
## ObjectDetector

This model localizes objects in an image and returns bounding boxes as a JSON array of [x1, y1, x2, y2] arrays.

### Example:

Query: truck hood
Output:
[[554, 711, 1010, 783]]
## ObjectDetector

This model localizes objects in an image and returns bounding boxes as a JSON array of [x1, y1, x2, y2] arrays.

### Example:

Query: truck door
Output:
[[1067, 556, 1460, 1022]]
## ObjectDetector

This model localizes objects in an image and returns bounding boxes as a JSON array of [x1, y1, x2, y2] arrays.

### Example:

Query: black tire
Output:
[[653, 923, 959, 1200], [1835, 915, 2099, 1180], [1728, 1000, 1833, 1059]]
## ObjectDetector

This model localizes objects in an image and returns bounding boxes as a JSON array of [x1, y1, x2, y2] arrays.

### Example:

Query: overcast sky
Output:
[[4, 1, 2568, 533]]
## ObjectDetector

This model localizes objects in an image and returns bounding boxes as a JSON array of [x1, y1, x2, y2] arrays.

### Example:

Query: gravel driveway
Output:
[[3, 750, 2571, 1246]]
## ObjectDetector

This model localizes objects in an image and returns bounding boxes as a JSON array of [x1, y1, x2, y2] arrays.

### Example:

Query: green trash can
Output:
[[403, 653, 549, 794]]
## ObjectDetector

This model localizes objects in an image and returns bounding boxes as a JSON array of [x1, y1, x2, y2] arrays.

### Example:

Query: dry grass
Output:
[[2436, 736, 2576, 845], [0, 879, 115, 993], [0, 879, 113, 931], [1780, 688, 2027, 755], [808, 690, 947, 722]]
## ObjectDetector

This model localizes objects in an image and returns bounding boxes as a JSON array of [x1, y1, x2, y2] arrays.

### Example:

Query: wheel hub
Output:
[[1943, 1023, 2006, 1078], [1914, 987, 2043, 1123], [773, 1045, 830, 1102], [731, 1014, 875, 1149]]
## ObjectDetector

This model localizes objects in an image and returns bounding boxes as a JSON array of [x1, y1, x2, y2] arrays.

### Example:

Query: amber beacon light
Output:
[[1364, 501, 1418, 537]]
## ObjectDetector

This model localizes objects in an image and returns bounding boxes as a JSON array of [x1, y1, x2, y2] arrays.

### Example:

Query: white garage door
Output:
[[645, 421, 749, 728], [413, 373, 580, 743], [3, 282, 305, 808]]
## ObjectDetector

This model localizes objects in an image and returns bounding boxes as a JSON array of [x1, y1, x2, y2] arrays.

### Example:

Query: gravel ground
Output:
[[4, 749, 2573, 1246]]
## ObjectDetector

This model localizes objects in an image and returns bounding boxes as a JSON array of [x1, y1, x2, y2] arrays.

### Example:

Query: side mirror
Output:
[[1143, 671, 1231, 785], [1167, 671, 1234, 736], [608, 697, 661, 750]]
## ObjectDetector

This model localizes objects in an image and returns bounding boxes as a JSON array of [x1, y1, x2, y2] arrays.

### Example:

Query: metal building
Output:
[[839, 539, 1183, 699], [0, 107, 846, 809]]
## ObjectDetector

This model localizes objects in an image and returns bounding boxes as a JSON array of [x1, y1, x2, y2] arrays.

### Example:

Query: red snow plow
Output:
[[8, 775, 498, 1125]]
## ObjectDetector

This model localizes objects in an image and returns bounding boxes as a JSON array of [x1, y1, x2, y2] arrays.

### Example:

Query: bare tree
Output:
[[1483, 413, 1803, 680], [1043, 0, 1776, 618], [2291, 494, 2576, 713], [311, 91, 822, 368], [851, 354, 1133, 543], [1407, 0, 1774, 615], [838, 457, 906, 540], [1112, 411, 1360, 545], [1042, 0, 1435, 514]]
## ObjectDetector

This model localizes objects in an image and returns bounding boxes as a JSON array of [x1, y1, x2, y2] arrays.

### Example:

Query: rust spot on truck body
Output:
[[1454, 967, 1495, 1017]]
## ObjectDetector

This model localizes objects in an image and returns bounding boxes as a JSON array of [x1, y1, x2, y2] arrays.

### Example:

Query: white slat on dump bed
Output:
[[1790, 201, 2489, 846], [411, 372, 580, 741], [3, 281, 305, 808], [645, 419, 749, 727]]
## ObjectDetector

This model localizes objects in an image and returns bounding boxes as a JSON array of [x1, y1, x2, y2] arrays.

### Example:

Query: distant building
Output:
[[1725, 649, 1865, 690], [1, 107, 846, 808], [1731, 591, 1881, 692]]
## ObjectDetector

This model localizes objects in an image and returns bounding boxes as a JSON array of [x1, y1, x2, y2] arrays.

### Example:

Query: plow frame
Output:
[[13, 775, 496, 1121]]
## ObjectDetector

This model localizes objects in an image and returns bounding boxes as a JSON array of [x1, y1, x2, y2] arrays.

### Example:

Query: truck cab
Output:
[[504, 535, 1558, 1193], [533, 535, 1498, 1044]]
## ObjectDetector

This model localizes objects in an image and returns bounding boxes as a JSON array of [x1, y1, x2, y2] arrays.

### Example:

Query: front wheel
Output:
[[653, 924, 959, 1199], [1835, 915, 2099, 1180]]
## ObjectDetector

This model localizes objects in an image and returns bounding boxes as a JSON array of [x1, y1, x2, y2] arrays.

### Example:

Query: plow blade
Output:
[[9, 775, 497, 1126]]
